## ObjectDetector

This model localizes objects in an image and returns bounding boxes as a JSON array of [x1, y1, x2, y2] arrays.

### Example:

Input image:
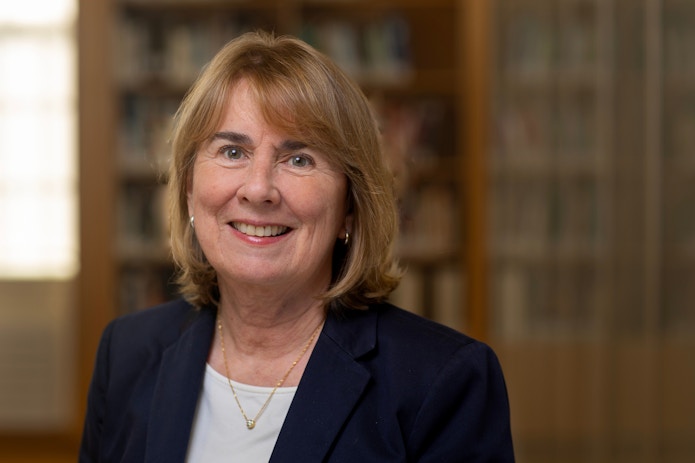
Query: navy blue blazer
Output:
[[80, 299, 514, 462]]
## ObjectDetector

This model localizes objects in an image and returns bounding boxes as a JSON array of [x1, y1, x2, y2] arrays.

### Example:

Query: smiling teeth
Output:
[[234, 223, 288, 237]]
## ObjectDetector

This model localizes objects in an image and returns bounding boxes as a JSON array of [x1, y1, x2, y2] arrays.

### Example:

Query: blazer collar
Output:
[[144, 306, 216, 463], [270, 307, 378, 462], [142, 303, 379, 463]]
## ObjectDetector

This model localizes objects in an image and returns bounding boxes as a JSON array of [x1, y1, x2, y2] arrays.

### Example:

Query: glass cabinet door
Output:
[[489, 1, 695, 461]]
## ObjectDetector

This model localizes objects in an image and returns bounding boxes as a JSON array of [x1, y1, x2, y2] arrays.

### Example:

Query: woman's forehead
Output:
[[222, 78, 302, 132]]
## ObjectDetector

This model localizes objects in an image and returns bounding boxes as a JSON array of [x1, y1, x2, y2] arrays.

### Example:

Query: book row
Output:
[[115, 11, 413, 88]]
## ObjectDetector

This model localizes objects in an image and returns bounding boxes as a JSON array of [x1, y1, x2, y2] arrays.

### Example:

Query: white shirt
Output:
[[185, 364, 296, 463]]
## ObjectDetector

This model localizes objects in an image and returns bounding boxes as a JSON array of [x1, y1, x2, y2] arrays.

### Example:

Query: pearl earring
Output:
[[343, 231, 350, 246], [190, 216, 195, 229]]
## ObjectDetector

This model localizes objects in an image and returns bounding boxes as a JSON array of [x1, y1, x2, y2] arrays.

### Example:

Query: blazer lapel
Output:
[[144, 307, 216, 463], [270, 308, 377, 463]]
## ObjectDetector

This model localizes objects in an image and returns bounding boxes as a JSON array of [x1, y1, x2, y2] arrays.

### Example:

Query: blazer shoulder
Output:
[[332, 302, 499, 380], [83, 299, 213, 463], [371, 303, 505, 384], [376, 302, 478, 351], [103, 298, 205, 360]]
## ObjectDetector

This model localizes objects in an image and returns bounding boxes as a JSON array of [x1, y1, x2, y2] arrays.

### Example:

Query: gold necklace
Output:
[[216, 317, 323, 430]]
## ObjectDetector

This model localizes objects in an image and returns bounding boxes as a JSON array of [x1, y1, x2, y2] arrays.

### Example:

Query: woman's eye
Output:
[[221, 146, 243, 160], [289, 155, 312, 168]]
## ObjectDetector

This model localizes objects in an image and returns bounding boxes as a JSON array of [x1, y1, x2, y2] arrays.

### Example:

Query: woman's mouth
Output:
[[232, 222, 289, 237]]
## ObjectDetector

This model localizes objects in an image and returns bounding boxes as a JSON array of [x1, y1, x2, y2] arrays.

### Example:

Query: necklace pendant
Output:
[[246, 419, 256, 430]]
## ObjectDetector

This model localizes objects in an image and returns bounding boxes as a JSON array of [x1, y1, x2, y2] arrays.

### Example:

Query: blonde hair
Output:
[[168, 31, 401, 310]]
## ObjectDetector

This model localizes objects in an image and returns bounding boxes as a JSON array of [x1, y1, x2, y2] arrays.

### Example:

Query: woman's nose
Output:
[[237, 156, 280, 205]]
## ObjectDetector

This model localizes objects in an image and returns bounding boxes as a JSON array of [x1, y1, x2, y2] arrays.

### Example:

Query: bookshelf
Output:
[[489, 0, 695, 462], [489, 0, 610, 340], [96, 0, 466, 324]]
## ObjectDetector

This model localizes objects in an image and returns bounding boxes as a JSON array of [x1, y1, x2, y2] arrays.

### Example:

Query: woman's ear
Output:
[[341, 214, 354, 239]]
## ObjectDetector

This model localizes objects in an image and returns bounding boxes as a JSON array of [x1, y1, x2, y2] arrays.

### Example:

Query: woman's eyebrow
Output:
[[279, 140, 308, 151], [210, 131, 252, 145], [210, 132, 308, 153]]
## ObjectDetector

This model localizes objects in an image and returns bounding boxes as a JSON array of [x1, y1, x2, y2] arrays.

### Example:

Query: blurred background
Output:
[[1, 0, 694, 462]]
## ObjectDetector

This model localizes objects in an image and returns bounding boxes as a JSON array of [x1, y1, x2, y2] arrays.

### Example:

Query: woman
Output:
[[80, 31, 514, 462]]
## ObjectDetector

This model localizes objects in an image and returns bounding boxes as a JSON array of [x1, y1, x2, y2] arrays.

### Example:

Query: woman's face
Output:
[[188, 80, 349, 296]]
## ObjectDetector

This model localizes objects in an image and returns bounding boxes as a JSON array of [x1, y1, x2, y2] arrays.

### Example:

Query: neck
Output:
[[209, 288, 326, 386], [218, 297, 326, 353], [219, 281, 325, 342]]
